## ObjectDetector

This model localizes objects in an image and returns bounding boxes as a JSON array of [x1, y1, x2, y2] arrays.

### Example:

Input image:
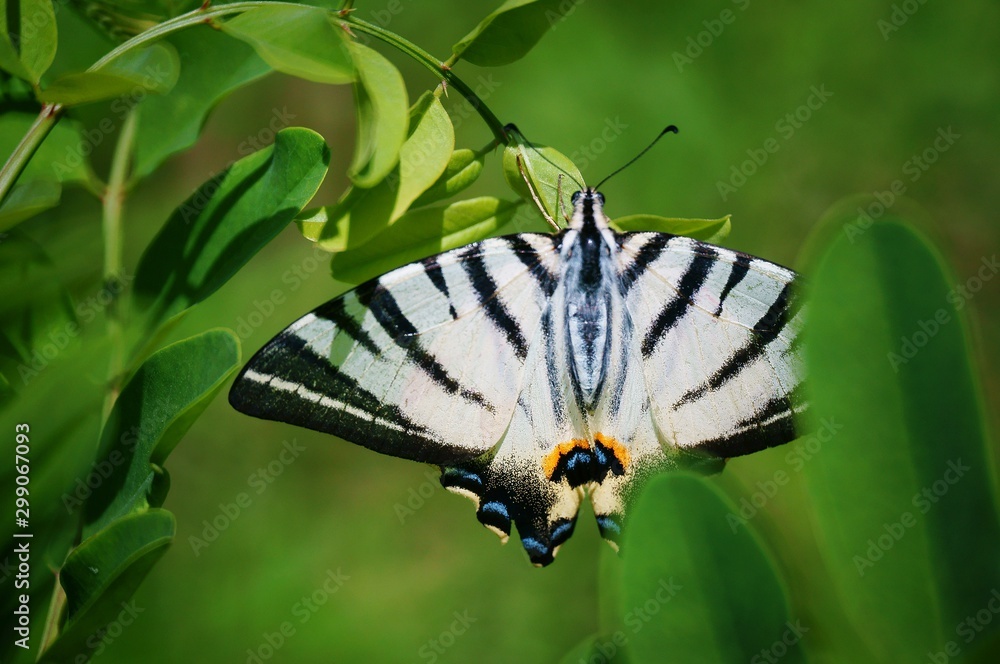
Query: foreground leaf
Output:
[[452, 0, 568, 67], [0, 112, 89, 184], [330, 197, 520, 284], [0, 179, 61, 231], [410, 148, 486, 208], [799, 216, 1000, 660], [221, 5, 354, 84], [622, 474, 804, 664], [134, 127, 330, 328], [347, 41, 408, 188], [611, 214, 732, 244], [39, 510, 175, 664], [82, 330, 240, 535]]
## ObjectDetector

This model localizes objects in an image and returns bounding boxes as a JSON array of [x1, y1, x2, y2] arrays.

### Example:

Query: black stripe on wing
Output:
[[620, 234, 670, 294], [694, 385, 807, 457], [673, 281, 799, 408], [715, 253, 752, 316], [314, 298, 380, 356], [640, 247, 717, 358], [461, 247, 530, 360], [356, 279, 495, 413], [229, 334, 477, 464]]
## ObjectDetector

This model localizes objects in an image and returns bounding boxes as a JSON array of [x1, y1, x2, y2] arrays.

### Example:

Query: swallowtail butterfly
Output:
[[229, 188, 805, 566]]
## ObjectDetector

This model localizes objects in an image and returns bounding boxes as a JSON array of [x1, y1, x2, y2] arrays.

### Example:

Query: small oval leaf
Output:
[[411, 149, 486, 208], [610, 214, 732, 244], [347, 42, 408, 188], [39, 42, 180, 105], [503, 135, 583, 223], [220, 6, 354, 84], [0, 0, 57, 84], [0, 179, 61, 231], [452, 0, 568, 67]]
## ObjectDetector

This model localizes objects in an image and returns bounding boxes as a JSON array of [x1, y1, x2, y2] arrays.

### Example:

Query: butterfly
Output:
[[228, 187, 806, 566]]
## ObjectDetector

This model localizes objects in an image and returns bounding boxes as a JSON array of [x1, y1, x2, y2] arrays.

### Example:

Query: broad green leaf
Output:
[[39, 510, 175, 664], [347, 41, 408, 188], [133, 27, 271, 178], [410, 148, 486, 208], [503, 134, 583, 223], [330, 196, 520, 284], [610, 214, 732, 244], [558, 634, 624, 663], [298, 93, 454, 251], [0, 0, 57, 84], [452, 0, 568, 67], [0, 179, 60, 230], [0, 111, 88, 183], [622, 474, 804, 664], [82, 330, 240, 535], [39, 42, 179, 105], [221, 5, 354, 84], [133, 127, 330, 327], [799, 216, 1000, 660]]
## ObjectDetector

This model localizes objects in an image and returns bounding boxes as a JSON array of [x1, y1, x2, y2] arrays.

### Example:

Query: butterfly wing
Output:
[[229, 234, 562, 465], [617, 232, 806, 459]]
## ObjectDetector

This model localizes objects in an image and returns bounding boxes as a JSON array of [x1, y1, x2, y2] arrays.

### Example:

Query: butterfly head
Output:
[[569, 188, 609, 231]]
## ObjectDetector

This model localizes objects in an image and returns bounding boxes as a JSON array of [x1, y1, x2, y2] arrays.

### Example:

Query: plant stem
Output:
[[0, 103, 62, 206], [101, 110, 138, 415], [344, 16, 509, 144]]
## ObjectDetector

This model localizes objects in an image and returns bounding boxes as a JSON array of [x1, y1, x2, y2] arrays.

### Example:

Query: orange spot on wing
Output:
[[595, 432, 631, 470], [542, 439, 590, 479]]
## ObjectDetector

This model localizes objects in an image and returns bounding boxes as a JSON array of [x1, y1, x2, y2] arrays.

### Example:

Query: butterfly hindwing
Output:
[[229, 234, 562, 465]]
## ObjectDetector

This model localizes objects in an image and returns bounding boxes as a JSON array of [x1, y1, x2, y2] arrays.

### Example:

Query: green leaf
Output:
[[39, 42, 179, 105], [82, 330, 239, 535], [347, 41, 408, 188], [798, 216, 1000, 660], [330, 196, 521, 284], [133, 127, 330, 328], [220, 5, 354, 84], [0, 112, 89, 184], [503, 135, 582, 223], [298, 93, 454, 251], [410, 148, 486, 208], [622, 474, 804, 664], [452, 0, 568, 67], [0, 179, 60, 230], [133, 27, 271, 178], [610, 214, 732, 244], [0, 0, 57, 84], [39, 510, 175, 664]]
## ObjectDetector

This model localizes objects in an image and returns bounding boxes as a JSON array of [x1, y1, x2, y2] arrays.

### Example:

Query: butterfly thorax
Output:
[[563, 189, 617, 411]]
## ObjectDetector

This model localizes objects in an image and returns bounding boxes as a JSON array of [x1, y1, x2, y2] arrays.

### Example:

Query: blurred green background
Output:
[[10, 0, 1000, 661]]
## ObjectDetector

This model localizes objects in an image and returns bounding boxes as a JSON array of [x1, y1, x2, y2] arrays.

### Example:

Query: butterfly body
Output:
[[230, 189, 806, 566]]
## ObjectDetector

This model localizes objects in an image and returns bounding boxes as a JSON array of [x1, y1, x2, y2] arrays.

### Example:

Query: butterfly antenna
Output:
[[594, 125, 679, 191], [505, 123, 586, 191], [517, 154, 560, 232]]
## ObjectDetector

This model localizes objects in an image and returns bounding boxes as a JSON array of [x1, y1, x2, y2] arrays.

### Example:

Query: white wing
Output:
[[617, 232, 806, 458], [229, 234, 560, 465]]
